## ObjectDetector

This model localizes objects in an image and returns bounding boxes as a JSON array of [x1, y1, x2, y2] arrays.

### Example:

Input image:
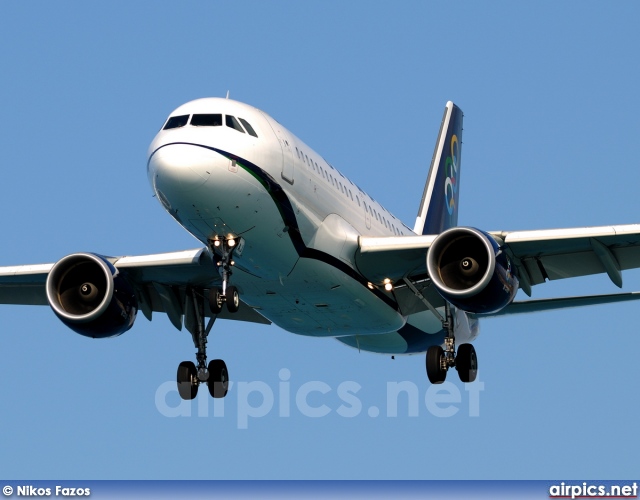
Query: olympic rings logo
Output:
[[444, 134, 459, 216]]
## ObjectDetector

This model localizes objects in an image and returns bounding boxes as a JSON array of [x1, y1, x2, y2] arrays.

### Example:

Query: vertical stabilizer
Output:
[[413, 102, 463, 235]]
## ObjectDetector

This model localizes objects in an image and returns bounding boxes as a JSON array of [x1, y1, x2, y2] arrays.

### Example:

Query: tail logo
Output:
[[444, 134, 459, 216]]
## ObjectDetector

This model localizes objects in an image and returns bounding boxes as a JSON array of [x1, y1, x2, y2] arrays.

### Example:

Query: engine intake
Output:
[[426, 227, 519, 314], [46, 253, 137, 338]]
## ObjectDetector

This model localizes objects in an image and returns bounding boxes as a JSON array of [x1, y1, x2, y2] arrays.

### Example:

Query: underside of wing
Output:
[[492, 224, 640, 295], [355, 234, 436, 284], [355, 223, 640, 317], [0, 263, 52, 305], [0, 248, 271, 330]]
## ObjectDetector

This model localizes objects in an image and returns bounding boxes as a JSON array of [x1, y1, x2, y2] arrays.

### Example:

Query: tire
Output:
[[209, 287, 223, 314], [226, 286, 240, 313], [426, 345, 447, 384], [207, 359, 229, 398], [456, 343, 478, 383], [177, 361, 198, 400]]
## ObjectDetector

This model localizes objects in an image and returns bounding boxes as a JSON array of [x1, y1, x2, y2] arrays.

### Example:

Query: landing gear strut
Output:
[[176, 237, 243, 400], [208, 236, 241, 314], [425, 302, 478, 384], [176, 287, 229, 400]]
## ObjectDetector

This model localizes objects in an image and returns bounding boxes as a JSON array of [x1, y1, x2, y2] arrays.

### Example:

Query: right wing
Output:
[[0, 248, 271, 330]]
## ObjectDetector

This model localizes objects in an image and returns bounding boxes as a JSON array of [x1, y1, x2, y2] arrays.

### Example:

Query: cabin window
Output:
[[239, 118, 258, 137], [191, 114, 222, 126], [163, 115, 189, 130], [226, 115, 246, 133]]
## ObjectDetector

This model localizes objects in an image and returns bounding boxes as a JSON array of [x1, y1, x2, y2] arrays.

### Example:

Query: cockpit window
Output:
[[191, 114, 223, 126], [163, 115, 189, 130], [225, 115, 246, 133], [238, 118, 258, 138]]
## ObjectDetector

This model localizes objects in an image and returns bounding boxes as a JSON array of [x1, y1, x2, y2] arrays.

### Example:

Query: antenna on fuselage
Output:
[[226, 90, 230, 99]]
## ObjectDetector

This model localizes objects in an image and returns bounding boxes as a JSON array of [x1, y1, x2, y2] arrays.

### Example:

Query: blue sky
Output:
[[1, 1, 639, 480]]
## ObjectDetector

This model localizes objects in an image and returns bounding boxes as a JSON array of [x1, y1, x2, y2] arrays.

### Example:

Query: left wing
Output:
[[492, 225, 640, 294], [0, 248, 271, 330], [355, 234, 436, 283], [355, 223, 640, 314]]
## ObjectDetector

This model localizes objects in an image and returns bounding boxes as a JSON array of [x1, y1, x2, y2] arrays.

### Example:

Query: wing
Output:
[[355, 234, 436, 283], [492, 225, 640, 294], [0, 248, 270, 330], [355, 223, 640, 314]]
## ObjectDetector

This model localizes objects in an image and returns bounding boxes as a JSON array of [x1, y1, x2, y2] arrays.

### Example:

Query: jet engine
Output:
[[426, 227, 519, 314], [46, 253, 137, 338]]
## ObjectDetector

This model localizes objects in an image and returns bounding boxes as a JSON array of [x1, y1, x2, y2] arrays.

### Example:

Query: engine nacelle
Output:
[[46, 253, 137, 338], [426, 227, 519, 314]]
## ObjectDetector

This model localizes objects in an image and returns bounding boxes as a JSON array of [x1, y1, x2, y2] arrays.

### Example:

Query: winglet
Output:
[[414, 101, 463, 235]]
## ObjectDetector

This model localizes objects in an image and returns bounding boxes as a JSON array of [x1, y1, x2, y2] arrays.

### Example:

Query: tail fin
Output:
[[413, 101, 463, 235]]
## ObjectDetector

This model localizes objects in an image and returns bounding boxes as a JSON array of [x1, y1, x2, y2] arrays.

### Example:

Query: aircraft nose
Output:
[[148, 144, 215, 195]]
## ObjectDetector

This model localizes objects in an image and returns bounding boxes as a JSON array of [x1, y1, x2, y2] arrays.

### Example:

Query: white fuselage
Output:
[[146, 98, 477, 353]]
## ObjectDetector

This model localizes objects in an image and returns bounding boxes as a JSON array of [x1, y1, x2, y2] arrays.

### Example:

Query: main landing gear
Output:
[[425, 302, 478, 384], [176, 237, 242, 400]]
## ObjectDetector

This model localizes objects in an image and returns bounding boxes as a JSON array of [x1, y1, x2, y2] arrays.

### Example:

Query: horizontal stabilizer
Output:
[[472, 291, 640, 318]]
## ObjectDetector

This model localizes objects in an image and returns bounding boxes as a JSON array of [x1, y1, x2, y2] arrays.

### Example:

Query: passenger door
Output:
[[273, 125, 295, 184]]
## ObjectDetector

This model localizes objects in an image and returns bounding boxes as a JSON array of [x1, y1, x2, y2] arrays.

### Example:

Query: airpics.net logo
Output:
[[549, 482, 638, 499], [154, 368, 485, 429]]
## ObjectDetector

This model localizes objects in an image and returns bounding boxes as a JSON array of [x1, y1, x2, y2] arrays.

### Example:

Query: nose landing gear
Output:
[[176, 287, 230, 400], [208, 236, 241, 315], [176, 237, 242, 401]]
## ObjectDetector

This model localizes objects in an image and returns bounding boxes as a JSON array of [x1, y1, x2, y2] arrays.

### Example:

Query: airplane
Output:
[[3, 97, 640, 401]]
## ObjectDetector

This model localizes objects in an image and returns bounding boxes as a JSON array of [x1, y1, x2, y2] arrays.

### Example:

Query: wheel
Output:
[[177, 361, 198, 400], [226, 286, 240, 313], [207, 359, 229, 398], [426, 345, 447, 384], [456, 343, 478, 383], [209, 287, 223, 314]]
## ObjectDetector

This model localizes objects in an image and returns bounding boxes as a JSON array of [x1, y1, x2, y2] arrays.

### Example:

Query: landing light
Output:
[[228, 238, 236, 247], [384, 283, 393, 292], [213, 240, 221, 247], [367, 282, 375, 290]]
